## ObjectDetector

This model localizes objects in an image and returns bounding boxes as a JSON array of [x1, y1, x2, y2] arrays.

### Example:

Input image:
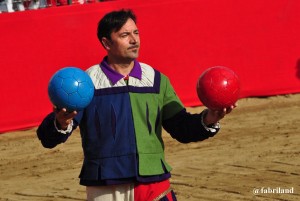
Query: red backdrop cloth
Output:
[[1, 0, 300, 133]]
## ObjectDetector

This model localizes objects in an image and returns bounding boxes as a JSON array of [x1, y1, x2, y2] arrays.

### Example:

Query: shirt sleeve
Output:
[[162, 109, 220, 143], [161, 75, 220, 143], [36, 112, 78, 148]]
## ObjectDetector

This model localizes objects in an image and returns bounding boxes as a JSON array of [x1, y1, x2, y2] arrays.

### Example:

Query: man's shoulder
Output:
[[139, 62, 152, 69], [138, 62, 167, 79], [86, 64, 101, 73]]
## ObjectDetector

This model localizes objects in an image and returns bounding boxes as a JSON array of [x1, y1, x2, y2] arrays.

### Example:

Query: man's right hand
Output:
[[54, 107, 77, 130]]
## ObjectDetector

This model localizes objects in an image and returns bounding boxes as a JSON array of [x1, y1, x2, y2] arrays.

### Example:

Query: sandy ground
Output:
[[0, 94, 300, 201]]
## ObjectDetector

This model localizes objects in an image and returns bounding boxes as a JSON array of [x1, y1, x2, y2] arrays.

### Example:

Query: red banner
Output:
[[1, 0, 300, 133]]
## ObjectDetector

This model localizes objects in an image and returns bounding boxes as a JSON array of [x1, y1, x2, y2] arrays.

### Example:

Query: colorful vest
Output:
[[76, 62, 184, 181]]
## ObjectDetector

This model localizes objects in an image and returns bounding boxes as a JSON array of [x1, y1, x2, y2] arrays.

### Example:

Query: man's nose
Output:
[[130, 34, 138, 43]]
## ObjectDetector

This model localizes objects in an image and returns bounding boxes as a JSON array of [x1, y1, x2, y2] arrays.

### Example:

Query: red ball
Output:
[[196, 66, 240, 110]]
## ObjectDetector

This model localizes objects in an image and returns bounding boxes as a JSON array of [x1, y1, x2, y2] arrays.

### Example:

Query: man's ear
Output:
[[101, 38, 111, 50]]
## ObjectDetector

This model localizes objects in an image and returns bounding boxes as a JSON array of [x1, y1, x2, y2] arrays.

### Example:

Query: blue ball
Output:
[[48, 67, 94, 111]]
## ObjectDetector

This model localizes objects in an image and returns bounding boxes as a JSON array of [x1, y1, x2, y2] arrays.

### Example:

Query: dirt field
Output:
[[1, 94, 300, 201]]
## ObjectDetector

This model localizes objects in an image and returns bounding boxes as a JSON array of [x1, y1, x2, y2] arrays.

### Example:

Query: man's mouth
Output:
[[128, 45, 139, 50]]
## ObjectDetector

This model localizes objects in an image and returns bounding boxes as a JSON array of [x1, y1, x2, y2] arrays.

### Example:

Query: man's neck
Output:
[[107, 56, 135, 76]]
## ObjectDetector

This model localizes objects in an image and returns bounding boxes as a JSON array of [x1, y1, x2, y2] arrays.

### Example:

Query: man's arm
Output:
[[36, 112, 77, 148], [162, 104, 236, 143], [162, 109, 220, 143]]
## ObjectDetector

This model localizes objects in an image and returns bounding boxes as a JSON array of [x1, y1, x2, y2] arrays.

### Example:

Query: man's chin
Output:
[[128, 53, 139, 60]]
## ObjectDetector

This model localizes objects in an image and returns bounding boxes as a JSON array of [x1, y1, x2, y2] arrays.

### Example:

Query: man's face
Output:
[[105, 18, 140, 61]]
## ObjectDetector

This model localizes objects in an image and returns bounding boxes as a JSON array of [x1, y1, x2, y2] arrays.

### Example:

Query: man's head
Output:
[[97, 9, 137, 43], [97, 9, 140, 62]]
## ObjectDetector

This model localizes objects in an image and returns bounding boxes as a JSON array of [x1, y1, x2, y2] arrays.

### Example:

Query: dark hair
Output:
[[97, 9, 137, 44]]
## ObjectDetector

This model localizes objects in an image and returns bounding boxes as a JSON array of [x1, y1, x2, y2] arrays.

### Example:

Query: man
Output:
[[37, 9, 236, 201]]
